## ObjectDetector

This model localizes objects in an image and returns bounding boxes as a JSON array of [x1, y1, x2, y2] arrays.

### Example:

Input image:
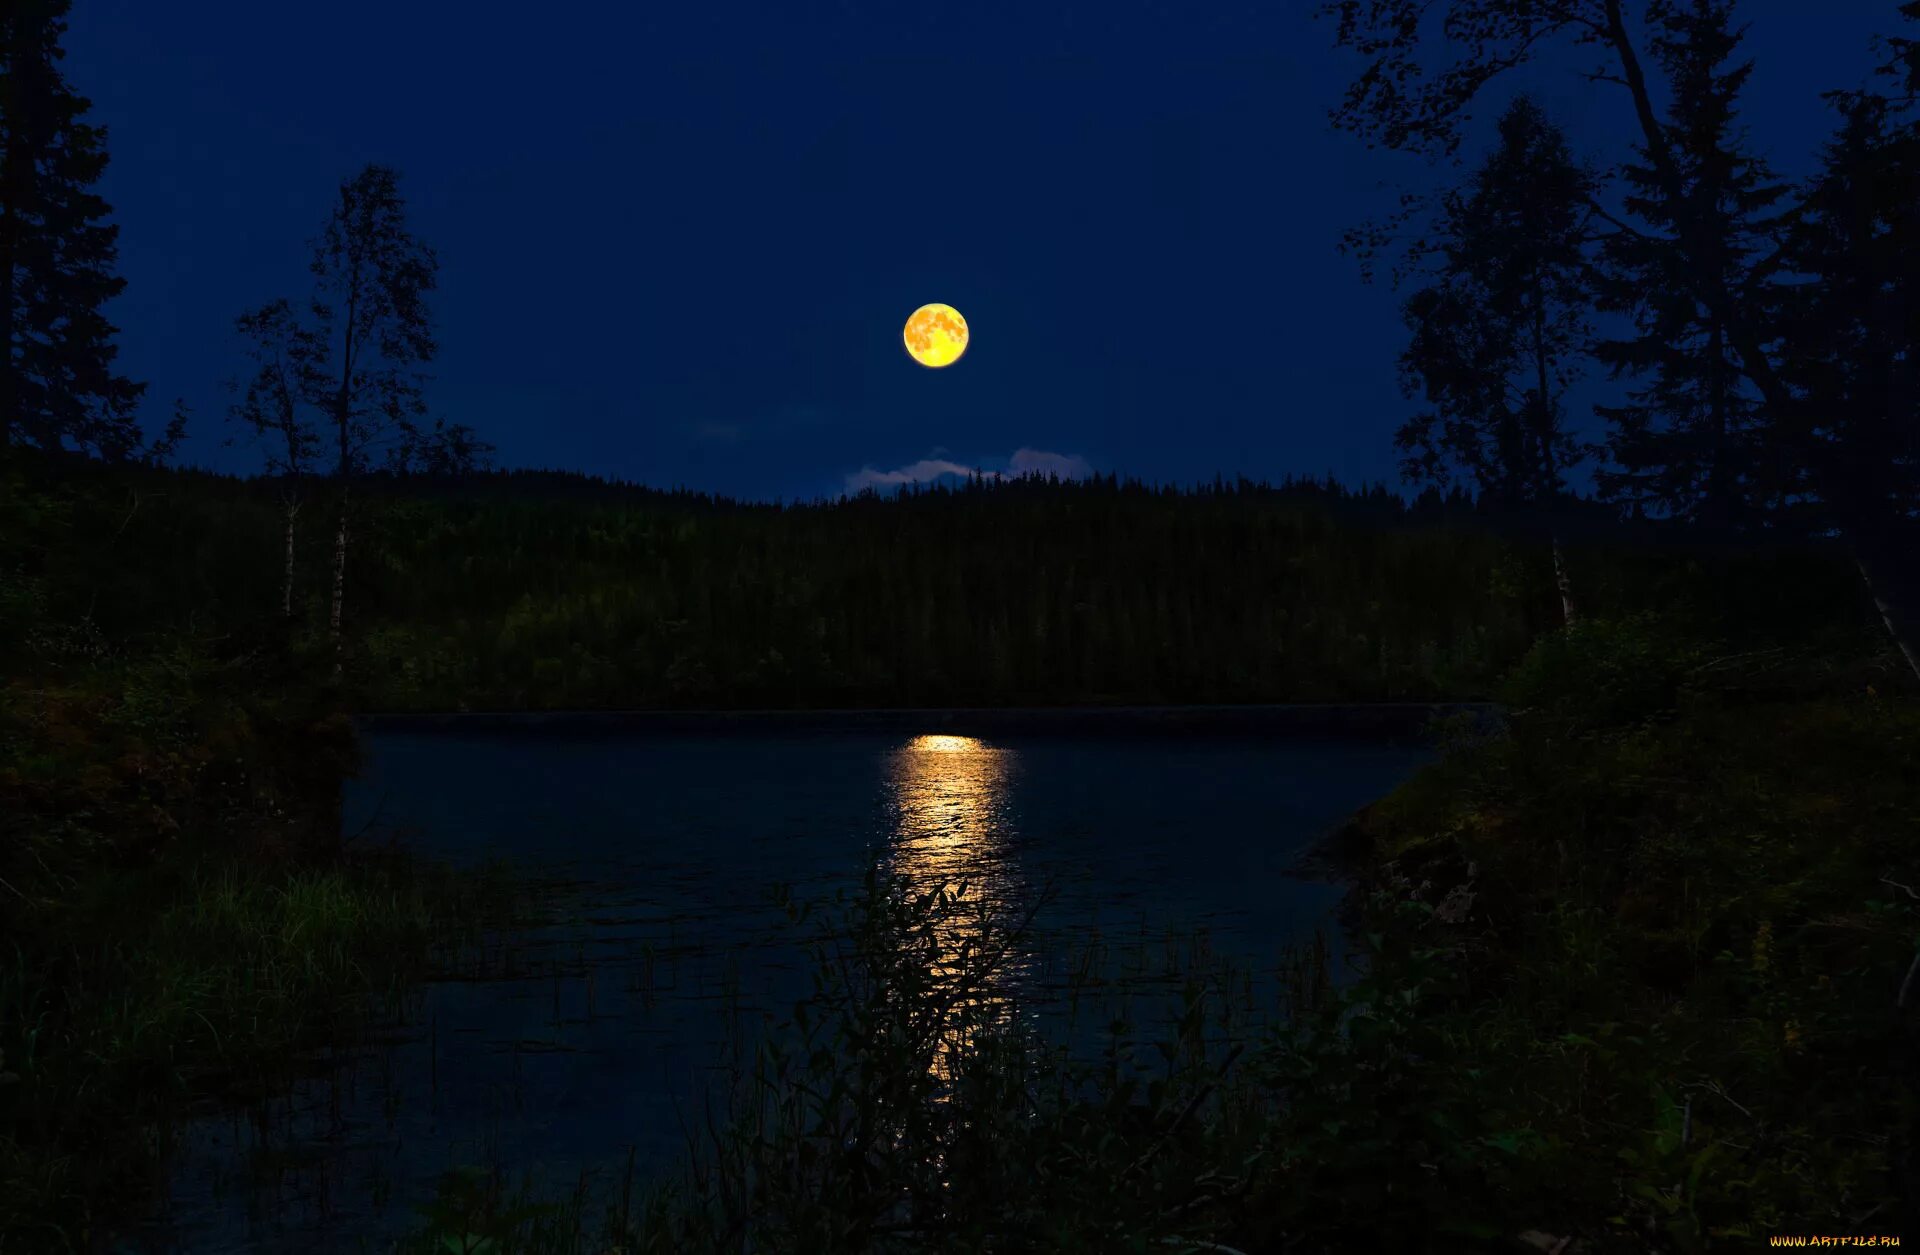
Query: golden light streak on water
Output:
[[882, 733, 1027, 1096]]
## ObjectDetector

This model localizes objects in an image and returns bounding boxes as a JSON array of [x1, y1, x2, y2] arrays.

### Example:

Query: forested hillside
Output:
[[355, 472, 1533, 708], [6, 451, 1880, 715]]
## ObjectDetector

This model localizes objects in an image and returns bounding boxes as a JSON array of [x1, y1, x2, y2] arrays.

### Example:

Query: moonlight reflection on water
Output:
[[881, 734, 1033, 1090]]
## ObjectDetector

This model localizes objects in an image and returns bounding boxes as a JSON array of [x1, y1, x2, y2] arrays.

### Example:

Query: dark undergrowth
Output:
[[1, 851, 517, 1252], [0, 639, 524, 1252]]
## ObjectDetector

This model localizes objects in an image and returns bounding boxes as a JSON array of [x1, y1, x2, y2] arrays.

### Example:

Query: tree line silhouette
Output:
[[6, 451, 1876, 714]]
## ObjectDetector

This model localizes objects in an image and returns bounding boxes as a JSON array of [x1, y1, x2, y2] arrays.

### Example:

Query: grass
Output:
[[0, 853, 519, 1252], [388, 869, 1304, 1255]]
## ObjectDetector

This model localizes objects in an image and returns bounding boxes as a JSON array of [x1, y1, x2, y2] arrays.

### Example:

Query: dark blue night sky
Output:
[[66, 2, 1900, 501]]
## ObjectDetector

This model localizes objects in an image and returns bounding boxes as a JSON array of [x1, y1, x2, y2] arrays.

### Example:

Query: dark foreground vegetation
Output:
[[0, 459, 523, 1249]]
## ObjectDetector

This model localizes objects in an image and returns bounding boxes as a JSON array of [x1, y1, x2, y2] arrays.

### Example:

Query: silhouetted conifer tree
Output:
[[0, 0, 144, 457], [1591, 0, 1790, 530], [1774, 54, 1920, 674], [145, 397, 188, 467]]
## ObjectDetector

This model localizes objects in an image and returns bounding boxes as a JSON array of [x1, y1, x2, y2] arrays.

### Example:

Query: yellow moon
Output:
[[903, 303, 968, 368]]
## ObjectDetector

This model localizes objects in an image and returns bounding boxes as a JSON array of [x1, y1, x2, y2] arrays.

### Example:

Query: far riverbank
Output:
[[357, 701, 1505, 743]]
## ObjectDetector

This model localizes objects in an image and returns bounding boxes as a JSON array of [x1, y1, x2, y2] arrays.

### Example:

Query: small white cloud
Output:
[[845, 457, 994, 493], [843, 446, 1094, 494], [1008, 447, 1093, 480]]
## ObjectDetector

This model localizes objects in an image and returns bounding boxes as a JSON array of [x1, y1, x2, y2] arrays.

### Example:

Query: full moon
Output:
[[903, 303, 968, 368]]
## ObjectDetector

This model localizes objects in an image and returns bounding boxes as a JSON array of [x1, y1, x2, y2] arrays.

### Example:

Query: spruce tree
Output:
[[0, 0, 143, 457], [1774, 65, 1920, 674], [1776, 100, 1920, 531], [1591, 0, 1790, 530]]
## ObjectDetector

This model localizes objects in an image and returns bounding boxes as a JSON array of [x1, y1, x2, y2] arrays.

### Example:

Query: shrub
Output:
[[1498, 614, 1712, 733]]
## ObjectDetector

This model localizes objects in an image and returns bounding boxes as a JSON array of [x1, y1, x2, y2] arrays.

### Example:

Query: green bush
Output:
[[1498, 613, 1712, 733]]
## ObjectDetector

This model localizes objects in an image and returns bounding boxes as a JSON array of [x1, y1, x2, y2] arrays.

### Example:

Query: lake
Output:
[[129, 710, 1446, 1254]]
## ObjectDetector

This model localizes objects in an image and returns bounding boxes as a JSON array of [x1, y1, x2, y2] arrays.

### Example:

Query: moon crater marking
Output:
[[904, 303, 968, 368]]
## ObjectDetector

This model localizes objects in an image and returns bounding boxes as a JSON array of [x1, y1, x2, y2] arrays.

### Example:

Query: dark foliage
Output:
[[1591, 0, 1793, 528], [0, 0, 145, 458], [1397, 96, 1592, 513], [1774, 97, 1920, 541], [1319, 0, 1920, 674]]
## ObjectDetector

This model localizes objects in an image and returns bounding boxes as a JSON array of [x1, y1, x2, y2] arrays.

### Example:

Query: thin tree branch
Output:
[[1155, 1239, 1253, 1255], [1124, 1042, 1247, 1182]]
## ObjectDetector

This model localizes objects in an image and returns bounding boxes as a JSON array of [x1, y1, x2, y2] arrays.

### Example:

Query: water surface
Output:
[[139, 718, 1431, 1253]]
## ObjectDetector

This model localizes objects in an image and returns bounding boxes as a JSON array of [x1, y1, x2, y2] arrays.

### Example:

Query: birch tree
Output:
[[304, 165, 438, 675], [228, 298, 322, 620], [385, 415, 496, 477]]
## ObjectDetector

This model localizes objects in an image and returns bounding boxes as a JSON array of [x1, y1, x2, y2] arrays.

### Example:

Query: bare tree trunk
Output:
[[1857, 546, 1920, 684], [1705, 321, 1731, 530], [1531, 283, 1576, 630], [0, 38, 18, 448], [327, 288, 357, 682], [1551, 533, 1578, 629], [330, 500, 347, 681], [282, 494, 300, 620]]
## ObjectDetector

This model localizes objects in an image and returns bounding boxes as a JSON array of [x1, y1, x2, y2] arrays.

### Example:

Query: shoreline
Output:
[[356, 701, 1505, 742]]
